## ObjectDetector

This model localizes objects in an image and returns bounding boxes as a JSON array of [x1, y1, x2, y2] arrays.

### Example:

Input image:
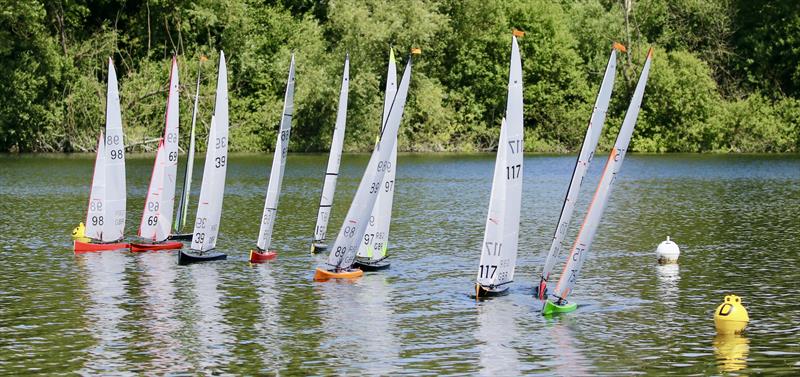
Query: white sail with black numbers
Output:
[[357, 48, 397, 261], [537, 46, 619, 299], [140, 56, 180, 242], [191, 52, 229, 252], [476, 35, 524, 291], [256, 55, 295, 251], [551, 48, 653, 302], [85, 58, 126, 242], [322, 57, 413, 270], [312, 54, 350, 245]]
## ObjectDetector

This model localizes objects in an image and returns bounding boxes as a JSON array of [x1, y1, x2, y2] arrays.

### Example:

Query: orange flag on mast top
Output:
[[512, 29, 525, 37]]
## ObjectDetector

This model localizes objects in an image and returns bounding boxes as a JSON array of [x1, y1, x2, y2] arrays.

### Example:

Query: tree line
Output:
[[1, 0, 798, 153]]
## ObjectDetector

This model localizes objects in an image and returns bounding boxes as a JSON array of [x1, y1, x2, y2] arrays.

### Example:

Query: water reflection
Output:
[[136, 251, 187, 371], [75, 251, 130, 374], [187, 264, 232, 372], [254, 264, 283, 368], [475, 298, 520, 375], [656, 264, 680, 304], [547, 319, 593, 375], [714, 334, 749, 372], [315, 273, 399, 374]]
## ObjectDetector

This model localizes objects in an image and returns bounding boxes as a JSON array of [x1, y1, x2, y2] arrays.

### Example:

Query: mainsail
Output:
[[312, 54, 351, 246], [139, 56, 180, 242], [357, 48, 398, 261], [174, 57, 205, 234], [537, 45, 620, 299], [322, 56, 412, 270], [550, 48, 653, 303], [190, 52, 229, 252], [475, 35, 524, 293], [256, 55, 296, 251], [85, 58, 126, 242]]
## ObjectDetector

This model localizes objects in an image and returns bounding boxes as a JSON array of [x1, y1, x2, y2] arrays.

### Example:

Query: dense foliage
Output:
[[1, 0, 798, 153]]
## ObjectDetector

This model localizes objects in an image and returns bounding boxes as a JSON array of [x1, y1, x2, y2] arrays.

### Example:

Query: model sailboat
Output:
[[536, 43, 624, 299], [178, 51, 229, 265], [171, 56, 207, 241], [130, 56, 183, 252], [249, 55, 296, 263], [472, 33, 524, 298], [310, 54, 351, 254], [353, 48, 398, 271], [73, 58, 128, 253], [542, 48, 653, 315], [314, 53, 413, 281]]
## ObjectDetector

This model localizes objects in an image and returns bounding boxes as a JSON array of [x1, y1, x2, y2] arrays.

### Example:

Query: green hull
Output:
[[542, 300, 577, 315]]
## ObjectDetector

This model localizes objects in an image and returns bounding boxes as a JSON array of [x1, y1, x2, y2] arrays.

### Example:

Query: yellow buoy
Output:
[[714, 294, 749, 334], [71, 222, 86, 240]]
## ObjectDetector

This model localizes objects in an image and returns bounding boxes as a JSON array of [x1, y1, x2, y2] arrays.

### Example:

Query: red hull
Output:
[[74, 240, 130, 253], [249, 249, 278, 263], [129, 241, 183, 252]]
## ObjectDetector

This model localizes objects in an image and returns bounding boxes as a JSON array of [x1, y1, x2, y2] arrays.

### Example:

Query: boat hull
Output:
[[470, 283, 510, 299], [542, 299, 578, 315], [167, 233, 193, 241], [249, 249, 278, 263], [310, 242, 328, 254], [74, 240, 130, 253], [178, 250, 227, 265], [313, 267, 363, 281], [130, 241, 183, 252], [353, 257, 390, 271]]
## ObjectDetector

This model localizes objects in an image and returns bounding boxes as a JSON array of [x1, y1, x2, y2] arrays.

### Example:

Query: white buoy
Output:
[[656, 236, 680, 264]]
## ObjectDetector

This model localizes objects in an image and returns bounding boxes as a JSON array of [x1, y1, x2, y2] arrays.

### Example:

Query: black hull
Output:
[[168, 233, 194, 241], [353, 258, 390, 271], [178, 250, 227, 265], [310, 242, 328, 254], [469, 284, 510, 299]]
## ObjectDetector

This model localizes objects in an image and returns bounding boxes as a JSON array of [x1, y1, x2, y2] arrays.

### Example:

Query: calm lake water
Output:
[[1, 153, 798, 375]]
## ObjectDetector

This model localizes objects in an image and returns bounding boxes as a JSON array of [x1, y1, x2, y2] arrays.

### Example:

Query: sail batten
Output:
[[322, 55, 412, 270], [256, 55, 296, 251], [140, 57, 180, 242], [537, 48, 618, 299], [551, 49, 653, 302], [190, 52, 229, 252], [85, 58, 126, 242], [475, 35, 524, 291]]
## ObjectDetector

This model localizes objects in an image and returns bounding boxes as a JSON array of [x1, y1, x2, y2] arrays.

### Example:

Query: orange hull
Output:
[[313, 267, 363, 281], [249, 249, 277, 263], [74, 240, 130, 253], [129, 241, 183, 252]]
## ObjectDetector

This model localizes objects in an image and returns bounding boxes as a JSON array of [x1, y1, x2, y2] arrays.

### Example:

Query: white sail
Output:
[[537, 47, 618, 298], [476, 35, 524, 290], [190, 52, 229, 252], [551, 48, 653, 302], [312, 54, 351, 244], [323, 57, 413, 270], [357, 48, 398, 260], [85, 58, 126, 242], [256, 55, 296, 251], [175, 57, 204, 233], [140, 57, 180, 242]]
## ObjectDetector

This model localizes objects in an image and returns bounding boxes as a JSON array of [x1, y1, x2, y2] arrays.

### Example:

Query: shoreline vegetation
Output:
[[2, 1, 799, 154]]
